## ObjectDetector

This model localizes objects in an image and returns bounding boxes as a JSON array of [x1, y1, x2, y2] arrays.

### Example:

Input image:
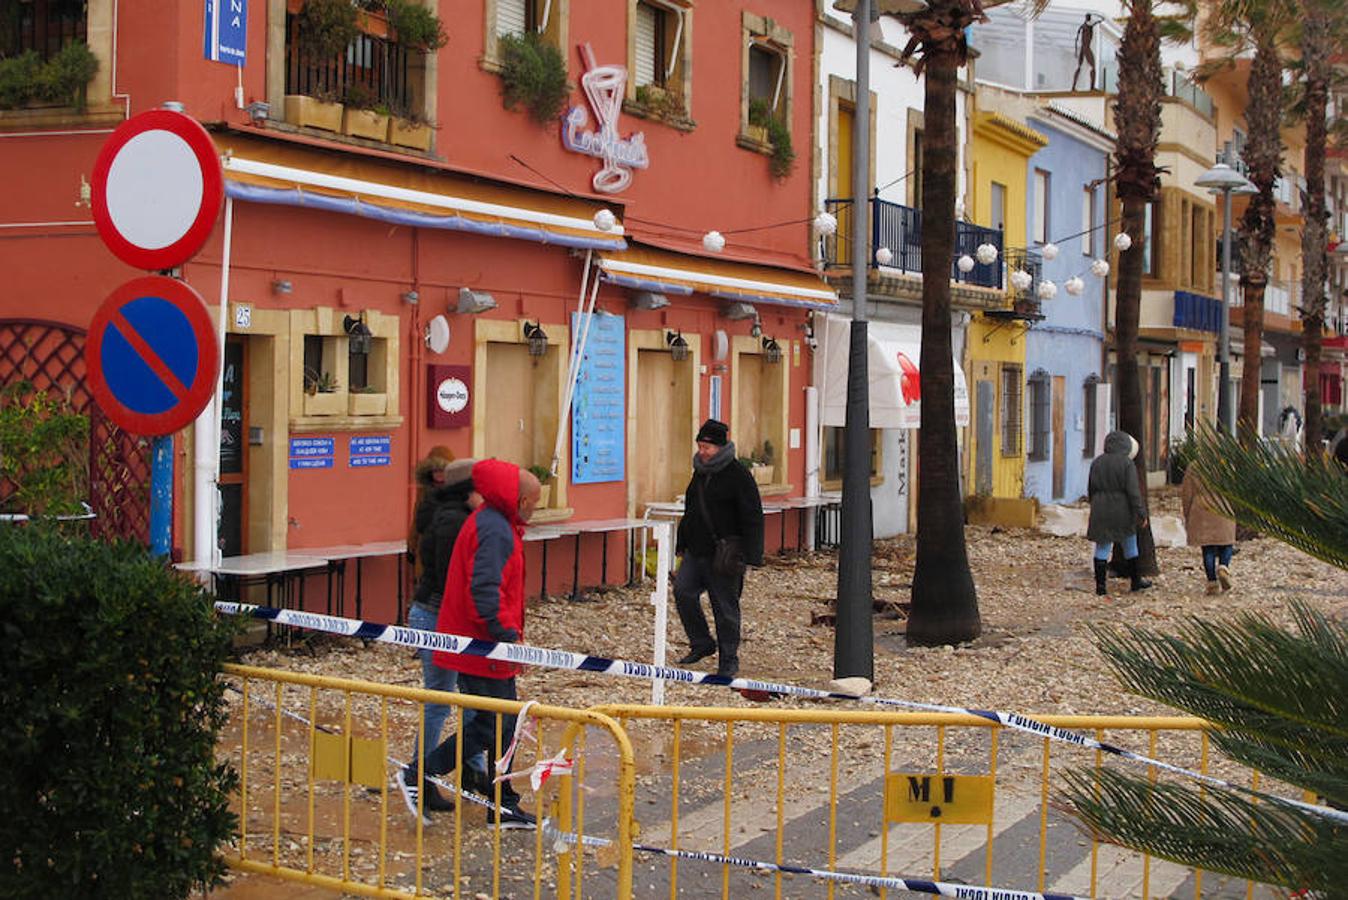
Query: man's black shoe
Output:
[[486, 802, 537, 830], [715, 661, 739, 679], [676, 646, 715, 666]]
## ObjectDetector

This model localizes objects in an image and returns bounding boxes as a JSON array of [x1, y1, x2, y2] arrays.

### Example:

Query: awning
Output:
[[597, 245, 837, 310], [215, 136, 626, 251], [815, 314, 969, 429]]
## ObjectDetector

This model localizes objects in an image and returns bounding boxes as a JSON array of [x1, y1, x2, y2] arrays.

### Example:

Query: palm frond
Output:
[[1059, 769, 1348, 889], [1186, 425, 1348, 569]]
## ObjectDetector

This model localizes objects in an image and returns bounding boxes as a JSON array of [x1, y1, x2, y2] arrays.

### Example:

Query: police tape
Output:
[[225, 683, 1083, 900], [215, 601, 1348, 826]]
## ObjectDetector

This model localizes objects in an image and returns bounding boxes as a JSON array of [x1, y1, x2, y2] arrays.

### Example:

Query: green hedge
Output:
[[0, 526, 238, 898], [0, 43, 99, 112]]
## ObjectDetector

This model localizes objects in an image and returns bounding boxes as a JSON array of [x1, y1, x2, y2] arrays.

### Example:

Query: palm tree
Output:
[[1110, 0, 1166, 576], [1062, 426, 1348, 890], [895, 0, 998, 645]]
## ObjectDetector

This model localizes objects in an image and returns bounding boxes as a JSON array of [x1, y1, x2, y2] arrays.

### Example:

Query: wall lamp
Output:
[[762, 336, 782, 364], [401, 289, 419, 304], [631, 290, 670, 310], [666, 330, 690, 362], [723, 301, 758, 321], [343, 315, 373, 354], [271, 279, 292, 295], [457, 287, 497, 314], [523, 321, 549, 357]]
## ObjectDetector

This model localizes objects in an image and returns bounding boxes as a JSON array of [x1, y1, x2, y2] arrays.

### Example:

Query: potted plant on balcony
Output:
[[341, 82, 390, 141], [527, 464, 554, 509], [384, 0, 447, 51], [388, 108, 434, 151], [747, 99, 795, 180], [0, 42, 100, 113], [497, 31, 569, 125], [302, 368, 344, 416]]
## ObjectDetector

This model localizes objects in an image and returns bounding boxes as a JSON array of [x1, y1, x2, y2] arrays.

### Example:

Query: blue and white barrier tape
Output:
[[227, 682, 1082, 900], [216, 602, 1348, 825]]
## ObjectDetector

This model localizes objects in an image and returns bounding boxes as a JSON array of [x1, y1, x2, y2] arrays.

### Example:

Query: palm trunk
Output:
[[907, 43, 980, 646], [1114, 196, 1155, 574], [1299, 7, 1330, 454], [1236, 35, 1283, 444]]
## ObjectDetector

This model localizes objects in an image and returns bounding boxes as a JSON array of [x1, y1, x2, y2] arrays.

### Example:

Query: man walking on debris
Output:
[[397, 457, 485, 822], [674, 419, 764, 678], [423, 459, 541, 829]]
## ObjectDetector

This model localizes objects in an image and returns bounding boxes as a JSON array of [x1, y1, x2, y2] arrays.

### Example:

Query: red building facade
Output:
[[0, 0, 830, 617]]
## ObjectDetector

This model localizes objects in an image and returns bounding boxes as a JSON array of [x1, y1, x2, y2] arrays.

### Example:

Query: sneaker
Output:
[[1205, 581, 1221, 596], [421, 779, 455, 812], [486, 801, 537, 830], [1217, 564, 1233, 592], [396, 768, 431, 827]]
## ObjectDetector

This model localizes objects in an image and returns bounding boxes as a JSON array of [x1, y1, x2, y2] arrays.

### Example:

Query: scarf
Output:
[[692, 440, 737, 475]]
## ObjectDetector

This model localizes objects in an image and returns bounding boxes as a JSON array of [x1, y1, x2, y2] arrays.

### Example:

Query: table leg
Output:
[[600, 532, 609, 586], [797, 508, 806, 552], [540, 540, 550, 602], [396, 556, 405, 625], [570, 533, 582, 602], [326, 562, 335, 616], [355, 557, 364, 620], [779, 509, 786, 556]]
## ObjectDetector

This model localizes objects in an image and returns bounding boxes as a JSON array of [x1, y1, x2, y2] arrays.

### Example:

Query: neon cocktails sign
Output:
[[562, 44, 649, 194]]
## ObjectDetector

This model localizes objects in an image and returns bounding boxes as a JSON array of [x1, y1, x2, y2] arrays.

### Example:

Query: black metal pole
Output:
[[834, 0, 874, 683]]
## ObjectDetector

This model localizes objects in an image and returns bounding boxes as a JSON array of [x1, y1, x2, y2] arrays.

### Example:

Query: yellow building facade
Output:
[[966, 108, 1047, 524]]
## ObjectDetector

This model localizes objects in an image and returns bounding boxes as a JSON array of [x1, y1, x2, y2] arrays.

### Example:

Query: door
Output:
[[1051, 375, 1065, 499], [833, 102, 854, 265], [218, 336, 247, 558], [975, 380, 994, 495], [735, 353, 766, 459], [484, 343, 536, 468], [634, 348, 693, 510]]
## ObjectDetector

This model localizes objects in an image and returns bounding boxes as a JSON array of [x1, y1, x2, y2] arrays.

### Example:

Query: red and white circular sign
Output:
[[91, 109, 224, 271]]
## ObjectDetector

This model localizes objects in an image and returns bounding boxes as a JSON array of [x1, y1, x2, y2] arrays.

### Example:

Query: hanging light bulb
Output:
[[1037, 280, 1058, 300], [975, 243, 999, 265], [592, 208, 616, 232], [1090, 258, 1110, 278], [957, 254, 975, 273], [1041, 242, 1059, 261], [875, 246, 893, 265], [1064, 276, 1085, 296], [1010, 269, 1033, 291], [1114, 232, 1133, 252], [814, 211, 838, 235], [703, 230, 726, 253]]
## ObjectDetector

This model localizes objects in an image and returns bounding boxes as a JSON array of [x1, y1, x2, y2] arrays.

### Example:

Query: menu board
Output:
[[570, 312, 625, 484], [218, 339, 243, 475]]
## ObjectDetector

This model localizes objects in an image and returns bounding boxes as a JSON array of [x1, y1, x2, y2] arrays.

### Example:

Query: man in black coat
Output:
[[674, 419, 764, 678]]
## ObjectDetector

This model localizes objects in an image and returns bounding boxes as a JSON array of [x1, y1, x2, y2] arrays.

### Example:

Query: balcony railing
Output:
[[1004, 247, 1044, 318], [285, 13, 414, 115], [821, 196, 1004, 290], [1222, 275, 1297, 316]]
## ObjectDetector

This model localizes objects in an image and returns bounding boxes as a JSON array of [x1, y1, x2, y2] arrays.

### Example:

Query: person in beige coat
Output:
[[1181, 467, 1236, 595]]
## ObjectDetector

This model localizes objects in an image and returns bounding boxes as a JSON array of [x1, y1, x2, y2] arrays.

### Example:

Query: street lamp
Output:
[[1195, 161, 1257, 434]]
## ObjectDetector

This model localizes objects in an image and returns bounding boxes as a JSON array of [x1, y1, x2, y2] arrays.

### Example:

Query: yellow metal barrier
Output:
[[220, 663, 636, 899], [589, 704, 1286, 900]]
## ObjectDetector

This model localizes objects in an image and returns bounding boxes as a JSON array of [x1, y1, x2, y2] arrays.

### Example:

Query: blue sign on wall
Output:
[[290, 437, 334, 457], [571, 312, 625, 484], [204, 0, 247, 64], [349, 434, 392, 468], [290, 456, 334, 470]]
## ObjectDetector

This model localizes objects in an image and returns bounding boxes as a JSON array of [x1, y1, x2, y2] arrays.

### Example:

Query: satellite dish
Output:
[[424, 315, 450, 354], [712, 329, 729, 362]]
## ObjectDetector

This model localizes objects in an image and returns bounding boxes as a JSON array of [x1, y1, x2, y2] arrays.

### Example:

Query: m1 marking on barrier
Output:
[[885, 773, 994, 825]]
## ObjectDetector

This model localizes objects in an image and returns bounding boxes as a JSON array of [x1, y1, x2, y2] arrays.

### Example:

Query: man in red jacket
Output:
[[424, 458, 541, 829]]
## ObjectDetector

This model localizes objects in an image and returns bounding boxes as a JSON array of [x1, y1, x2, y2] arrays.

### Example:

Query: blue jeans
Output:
[[1202, 545, 1233, 581], [1094, 534, 1138, 561], [406, 604, 485, 777]]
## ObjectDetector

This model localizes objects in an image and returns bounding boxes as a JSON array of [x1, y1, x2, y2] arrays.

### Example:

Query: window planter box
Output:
[[284, 94, 343, 132], [537, 484, 552, 509], [388, 116, 432, 151], [303, 391, 345, 416], [342, 107, 390, 141], [348, 391, 388, 416], [750, 464, 774, 486], [745, 123, 769, 145]]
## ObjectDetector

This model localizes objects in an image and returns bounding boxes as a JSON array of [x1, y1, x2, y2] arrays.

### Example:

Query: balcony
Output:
[[997, 247, 1045, 321], [821, 196, 1004, 290]]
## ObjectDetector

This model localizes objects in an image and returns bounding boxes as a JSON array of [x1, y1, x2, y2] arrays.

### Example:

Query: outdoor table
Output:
[[565, 517, 658, 591], [305, 540, 409, 622], [176, 550, 329, 640], [523, 523, 581, 602]]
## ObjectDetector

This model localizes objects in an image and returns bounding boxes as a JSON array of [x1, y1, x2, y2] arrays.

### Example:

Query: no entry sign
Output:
[[85, 276, 220, 436], [91, 109, 224, 271]]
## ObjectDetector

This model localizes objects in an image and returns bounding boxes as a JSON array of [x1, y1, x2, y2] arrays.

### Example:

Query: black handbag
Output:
[[695, 473, 746, 578]]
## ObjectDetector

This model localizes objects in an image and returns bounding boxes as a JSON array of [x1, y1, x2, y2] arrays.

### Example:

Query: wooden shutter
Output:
[[496, 0, 528, 38], [634, 3, 657, 87]]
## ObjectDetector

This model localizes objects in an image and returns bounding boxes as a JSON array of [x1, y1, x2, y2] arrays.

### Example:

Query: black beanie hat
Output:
[[696, 419, 729, 446]]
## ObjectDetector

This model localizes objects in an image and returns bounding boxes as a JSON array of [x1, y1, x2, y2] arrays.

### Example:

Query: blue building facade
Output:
[[1021, 111, 1112, 504]]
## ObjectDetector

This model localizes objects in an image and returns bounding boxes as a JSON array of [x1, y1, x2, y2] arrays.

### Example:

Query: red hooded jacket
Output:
[[432, 459, 526, 678]]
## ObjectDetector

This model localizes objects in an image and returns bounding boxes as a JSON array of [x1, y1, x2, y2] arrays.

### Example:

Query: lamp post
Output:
[[830, 0, 926, 685], [1195, 160, 1258, 434]]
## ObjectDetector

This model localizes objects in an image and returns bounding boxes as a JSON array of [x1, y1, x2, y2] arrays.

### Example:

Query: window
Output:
[[484, 0, 566, 67], [1142, 200, 1161, 277], [822, 427, 881, 483], [495, 0, 541, 37], [628, 0, 690, 119], [1083, 187, 1097, 257], [739, 12, 793, 148], [1190, 203, 1204, 287], [990, 181, 1006, 232], [1033, 170, 1050, 244], [293, 308, 399, 423], [1083, 376, 1099, 457], [2, 0, 86, 61], [1028, 370, 1050, 461], [1000, 364, 1023, 457]]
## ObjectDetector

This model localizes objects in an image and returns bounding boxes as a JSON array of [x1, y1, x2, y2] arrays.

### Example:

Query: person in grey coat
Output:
[[1087, 430, 1151, 595]]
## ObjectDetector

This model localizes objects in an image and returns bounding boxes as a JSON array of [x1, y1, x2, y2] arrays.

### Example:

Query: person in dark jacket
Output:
[[424, 459, 541, 829], [398, 458, 481, 821], [1087, 430, 1151, 595], [673, 419, 765, 678], [408, 445, 454, 582]]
